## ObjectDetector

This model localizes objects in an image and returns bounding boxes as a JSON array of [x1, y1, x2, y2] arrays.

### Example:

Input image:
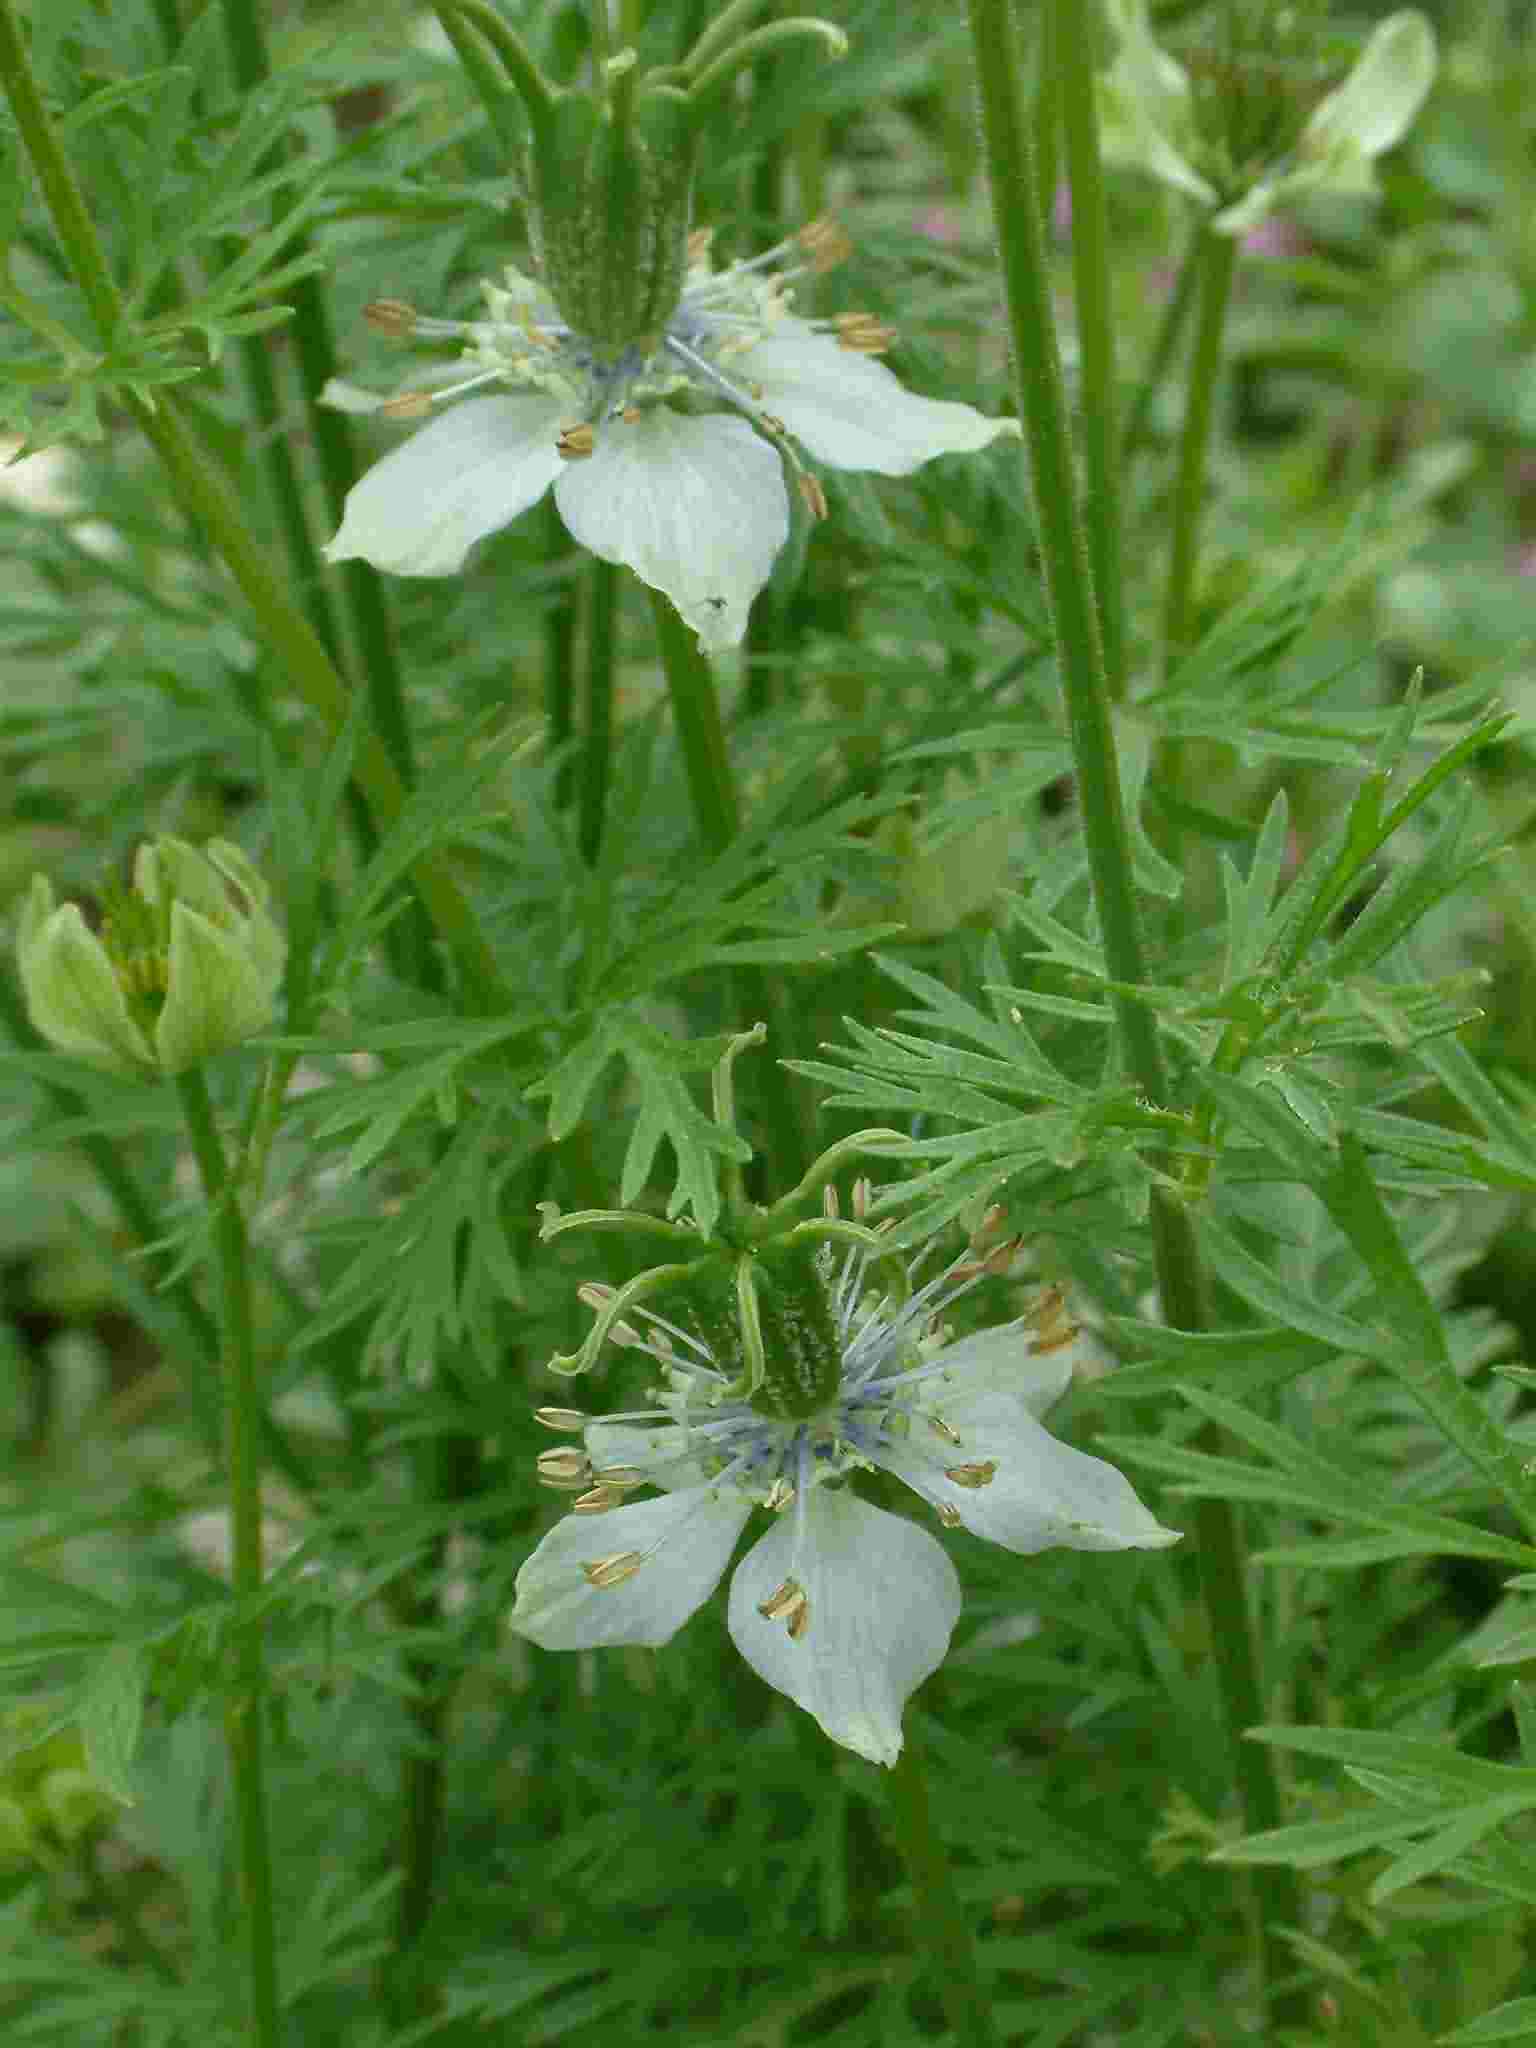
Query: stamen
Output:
[[945, 1461, 998, 1489], [534, 1407, 588, 1432], [834, 313, 895, 354], [537, 1447, 593, 1490], [364, 298, 419, 336], [929, 1415, 962, 1445], [763, 1477, 796, 1512], [687, 226, 714, 266], [799, 216, 853, 271], [1028, 1287, 1079, 1355], [797, 472, 828, 521], [572, 1485, 627, 1514], [590, 1465, 645, 1487], [758, 1576, 810, 1638], [557, 424, 595, 460], [381, 390, 435, 419], [583, 1550, 644, 1588], [936, 1502, 963, 1529]]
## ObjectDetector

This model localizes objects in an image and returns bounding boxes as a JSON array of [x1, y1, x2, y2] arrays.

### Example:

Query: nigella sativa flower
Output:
[[323, 224, 1019, 651], [510, 1242, 1177, 1766]]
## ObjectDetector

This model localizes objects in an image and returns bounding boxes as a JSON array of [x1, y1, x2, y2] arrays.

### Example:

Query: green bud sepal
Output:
[[16, 837, 284, 1076]]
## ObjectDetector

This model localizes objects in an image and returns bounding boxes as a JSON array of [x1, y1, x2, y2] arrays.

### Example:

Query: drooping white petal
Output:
[[325, 394, 568, 577], [1299, 10, 1436, 165], [918, 1321, 1081, 1418], [727, 1490, 960, 1766], [873, 1393, 1180, 1556], [1097, 0, 1218, 208], [1214, 12, 1436, 234], [731, 327, 1019, 477], [554, 409, 787, 650], [509, 1485, 749, 1650]]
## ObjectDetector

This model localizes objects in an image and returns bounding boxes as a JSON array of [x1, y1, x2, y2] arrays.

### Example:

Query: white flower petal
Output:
[[1300, 10, 1436, 165], [727, 1490, 960, 1766], [325, 395, 568, 577], [920, 1321, 1081, 1418], [874, 1393, 1180, 1556], [509, 1485, 749, 1650], [732, 327, 1019, 476], [554, 409, 788, 650]]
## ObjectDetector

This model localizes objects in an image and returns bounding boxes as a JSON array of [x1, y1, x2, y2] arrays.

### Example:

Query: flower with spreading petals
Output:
[[510, 1242, 1177, 1766], [1098, 4, 1436, 235], [323, 226, 1018, 651]]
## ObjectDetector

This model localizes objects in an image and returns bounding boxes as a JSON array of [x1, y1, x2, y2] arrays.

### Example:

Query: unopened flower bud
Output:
[[17, 839, 284, 1076]]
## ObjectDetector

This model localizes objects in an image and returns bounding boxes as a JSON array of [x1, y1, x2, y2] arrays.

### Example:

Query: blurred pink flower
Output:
[[1240, 217, 1308, 261], [914, 205, 960, 244]]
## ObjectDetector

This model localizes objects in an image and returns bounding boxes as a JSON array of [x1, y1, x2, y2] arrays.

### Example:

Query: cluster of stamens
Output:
[[359, 220, 890, 526]]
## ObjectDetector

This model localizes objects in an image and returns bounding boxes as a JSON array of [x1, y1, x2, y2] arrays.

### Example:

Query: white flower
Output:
[[323, 228, 1019, 651], [1098, 4, 1437, 235], [509, 1249, 1177, 1766]]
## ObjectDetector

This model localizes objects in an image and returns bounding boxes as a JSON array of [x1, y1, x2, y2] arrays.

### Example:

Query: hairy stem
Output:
[[1161, 222, 1237, 672]]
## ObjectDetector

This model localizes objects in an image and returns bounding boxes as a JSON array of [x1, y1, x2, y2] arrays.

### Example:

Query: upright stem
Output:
[[889, 1732, 996, 2048], [579, 559, 619, 862], [644, 588, 812, 1184], [964, 0, 1299, 2011], [1053, 0, 1125, 698], [1161, 223, 1237, 672], [1122, 219, 1201, 464], [647, 590, 740, 853], [174, 1068, 280, 2048]]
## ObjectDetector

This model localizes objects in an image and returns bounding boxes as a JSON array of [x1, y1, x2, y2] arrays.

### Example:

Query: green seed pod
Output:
[[525, 64, 696, 355]]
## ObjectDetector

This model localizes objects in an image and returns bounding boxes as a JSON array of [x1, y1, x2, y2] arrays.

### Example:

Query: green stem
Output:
[[389, 1421, 481, 1996], [1121, 220, 1201, 464], [647, 589, 739, 853], [1053, 0, 1124, 698], [173, 1068, 280, 2048], [588, 0, 612, 69], [1161, 222, 1236, 672], [543, 506, 580, 807], [645, 588, 812, 1184], [1031, 0, 1060, 252], [965, 0, 1299, 2013], [888, 1733, 995, 2048], [0, 2, 122, 340], [579, 559, 619, 862]]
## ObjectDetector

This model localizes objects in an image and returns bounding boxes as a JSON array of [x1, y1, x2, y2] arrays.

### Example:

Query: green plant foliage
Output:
[[7, 0, 1536, 2042]]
